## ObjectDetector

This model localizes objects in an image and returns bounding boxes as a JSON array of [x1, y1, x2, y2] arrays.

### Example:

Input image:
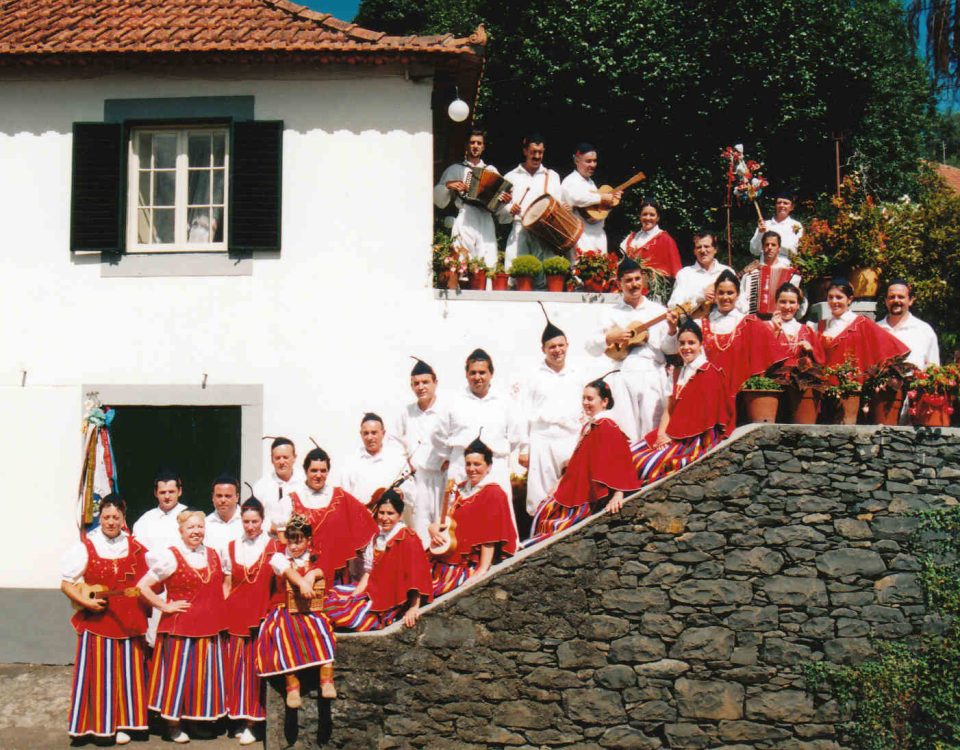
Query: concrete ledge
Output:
[[100, 252, 252, 278], [433, 288, 618, 303]]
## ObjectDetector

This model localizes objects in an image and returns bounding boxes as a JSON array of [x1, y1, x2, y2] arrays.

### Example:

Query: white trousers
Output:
[[525, 427, 580, 515], [609, 366, 669, 443], [505, 223, 556, 274], [575, 220, 608, 253], [452, 205, 498, 269], [408, 468, 446, 549]]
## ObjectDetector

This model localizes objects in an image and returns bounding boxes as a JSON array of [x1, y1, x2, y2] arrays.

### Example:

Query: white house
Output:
[[0, 0, 614, 662]]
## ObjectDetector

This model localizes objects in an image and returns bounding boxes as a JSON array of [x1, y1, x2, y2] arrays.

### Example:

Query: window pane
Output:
[[136, 134, 152, 167], [137, 208, 153, 244], [213, 133, 226, 167], [211, 207, 224, 242], [153, 134, 177, 169], [153, 209, 175, 244], [188, 170, 210, 205], [188, 134, 212, 168], [187, 207, 214, 243], [138, 171, 152, 207], [155, 171, 176, 206], [212, 171, 224, 204]]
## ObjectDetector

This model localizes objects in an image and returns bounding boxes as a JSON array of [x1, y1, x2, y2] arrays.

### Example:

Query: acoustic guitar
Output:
[[604, 299, 704, 361], [428, 480, 459, 557], [583, 170, 646, 224], [366, 465, 417, 513], [71, 582, 141, 612]]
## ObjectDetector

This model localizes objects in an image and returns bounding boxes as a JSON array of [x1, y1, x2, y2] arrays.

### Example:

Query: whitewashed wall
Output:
[[0, 67, 613, 589]]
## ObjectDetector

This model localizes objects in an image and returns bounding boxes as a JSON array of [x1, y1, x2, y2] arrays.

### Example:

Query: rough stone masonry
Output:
[[266, 425, 960, 750]]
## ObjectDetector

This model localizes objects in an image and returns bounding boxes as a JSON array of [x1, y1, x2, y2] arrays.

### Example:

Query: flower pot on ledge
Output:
[[513, 276, 534, 292], [545, 274, 566, 292], [911, 394, 954, 427], [821, 393, 861, 425], [582, 278, 606, 293], [468, 270, 487, 290], [786, 386, 819, 424], [870, 389, 904, 425], [492, 273, 509, 291], [742, 390, 781, 423]]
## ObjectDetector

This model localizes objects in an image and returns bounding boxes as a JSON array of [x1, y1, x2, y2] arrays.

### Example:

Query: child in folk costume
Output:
[[325, 490, 433, 631], [222, 497, 279, 745], [632, 319, 733, 484], [60, 495, 151, 745], [814, 277, 909, 378], [427, 434, 519, 597], [255, 515, 337, 706], [619, 200, 682, 280], [136, 510, 228, 744], [529, 377, 642, 543]]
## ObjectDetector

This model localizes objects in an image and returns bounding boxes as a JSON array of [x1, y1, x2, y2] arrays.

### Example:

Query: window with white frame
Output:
[[126, 127, 229, 252]]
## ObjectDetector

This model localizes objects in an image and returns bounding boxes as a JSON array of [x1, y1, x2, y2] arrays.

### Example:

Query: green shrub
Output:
[[740, 375, 783, 391], [509, 254, 543, 278], [542, 255, 571, 276]]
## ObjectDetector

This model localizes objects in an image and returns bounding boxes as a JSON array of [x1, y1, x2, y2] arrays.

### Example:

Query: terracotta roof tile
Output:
[[937, 163, 960, 195], [0, 0, 486, 64]]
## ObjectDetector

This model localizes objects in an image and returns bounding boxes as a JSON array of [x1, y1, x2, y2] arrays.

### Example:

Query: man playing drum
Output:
[[560, 143, 621, 253], [433, 130, 511, 269], [503, 133, 563, 287]]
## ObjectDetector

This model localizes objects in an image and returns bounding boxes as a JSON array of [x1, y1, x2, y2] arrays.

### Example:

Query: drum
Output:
[[521, 195, 584, 251], [463, 167, 512, 213]]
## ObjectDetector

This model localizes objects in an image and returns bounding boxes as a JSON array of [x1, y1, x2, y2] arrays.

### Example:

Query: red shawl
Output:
[[653, 362, 733, 442], [291, 488, 378, 574], [818, 316, 910, 382], [434, 483, 518, 566], [554, 417, 641, 508], [623, 230, 682, 278], [773, 323, 826, 368], [365, 527, 434, 612]]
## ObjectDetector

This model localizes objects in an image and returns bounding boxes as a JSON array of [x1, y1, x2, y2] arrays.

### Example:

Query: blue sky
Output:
[[303, 1, 360, 21]]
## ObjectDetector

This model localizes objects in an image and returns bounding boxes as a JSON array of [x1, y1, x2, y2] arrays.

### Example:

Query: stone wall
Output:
[[267, 425, 960, 750]]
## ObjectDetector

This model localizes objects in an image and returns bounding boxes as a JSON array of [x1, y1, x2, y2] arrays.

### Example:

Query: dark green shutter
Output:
[[229, 121, 283, 252], [70, 123, 124, 253]]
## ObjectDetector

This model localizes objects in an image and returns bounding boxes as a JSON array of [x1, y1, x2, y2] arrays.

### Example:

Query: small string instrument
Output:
[[583, 170, 646, 223], [367, 464, 417, 512], [604, 300, 704, 361], [428, 480, 459, 557], [71, 582, 140, 612]]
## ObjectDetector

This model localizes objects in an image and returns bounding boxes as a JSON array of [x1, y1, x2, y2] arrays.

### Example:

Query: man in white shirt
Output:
[[877, 279, 940, 368], [560, 143, 621, 253], [252, 437, 303, 533], [738, 231, 803, 316], [586, 257, 671, 442], [438, 349, 524, 509], [340, 413, 410, 508], [503, 133, 563, 283], [393, 358, 448, 546], [520, 315, 582, 518], [433, 129, 511, 269], [749, 191, 804, 259], [131, 468, 187, 647], [667, 231, 733, 310], [204, 473, 245, 555]]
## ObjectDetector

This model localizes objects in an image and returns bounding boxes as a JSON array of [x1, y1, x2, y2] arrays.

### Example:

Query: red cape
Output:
[[773, 323, 826, 368], [650, 362, 733, 442], [291, 488, 378, 574], [819, 316, 910, 382], [624, 231, 682, 278], [366, 527, 434, 612], [435, 483, 518, 566], [554, 417, 641, 508], [704, 315, 792, 396]]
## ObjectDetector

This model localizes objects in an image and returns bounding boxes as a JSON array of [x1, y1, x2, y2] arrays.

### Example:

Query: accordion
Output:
[[463, 167, 512, 213], [745, 264, 800, 317], [285, 578, 326, 614]]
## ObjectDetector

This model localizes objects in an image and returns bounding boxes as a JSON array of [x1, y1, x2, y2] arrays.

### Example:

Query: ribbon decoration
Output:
[[722, 144, 768, 223], [77, 393, 120, 533]]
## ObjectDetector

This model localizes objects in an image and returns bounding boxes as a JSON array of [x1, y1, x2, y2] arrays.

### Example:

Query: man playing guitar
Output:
[[560, 143, 621, 253]]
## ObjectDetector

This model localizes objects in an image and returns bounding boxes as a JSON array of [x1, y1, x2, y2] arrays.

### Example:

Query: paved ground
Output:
[[0, 665, 245, 749]]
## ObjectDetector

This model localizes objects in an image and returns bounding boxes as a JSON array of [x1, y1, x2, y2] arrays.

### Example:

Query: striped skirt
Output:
[[324, 585, 404, 632], [631, 427, 723, 486], [430, 560, 475, 598], [527, 496, 594, 546], [225, 632, 265, 722], [68, 631, 148, 738], [147, 633, 227, 721], [254, 606, 336, 677]]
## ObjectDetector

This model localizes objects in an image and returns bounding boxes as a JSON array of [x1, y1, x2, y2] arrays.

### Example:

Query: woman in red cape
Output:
[[815, 277, 909, 380], [286, 447, 377, 586], [223, 497, 279, 745], [529, 377, 641, 543], [767, 282, 825, 367], [619, 200, 683, 279], [60, 495, 151, 745], [633, 319, 733, 485], [428, 435, 518, 598], [325, 490, 433, 631]]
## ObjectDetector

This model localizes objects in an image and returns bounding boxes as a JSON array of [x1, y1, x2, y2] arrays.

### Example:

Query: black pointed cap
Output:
[[410, 356, 435, 377], [465, 429, 491, 460], [538, 301, 566, 344], [617, 256, 642, 278]]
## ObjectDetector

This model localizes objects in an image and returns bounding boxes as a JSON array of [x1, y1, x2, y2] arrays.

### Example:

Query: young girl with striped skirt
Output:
[[632, 319, 733, 484], [325, 489, 433, 631], [427, 435, 518, 597], [222, 497, 279, 745], [60, 494, 151, 745], [255, 514, 337, 707], [529, 378, 641, 543], [136, 509, 227, 744]]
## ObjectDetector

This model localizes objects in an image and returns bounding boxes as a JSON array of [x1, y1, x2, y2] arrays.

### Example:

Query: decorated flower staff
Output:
[[722, 144, 768, 264], [78, 393, 120, 532]]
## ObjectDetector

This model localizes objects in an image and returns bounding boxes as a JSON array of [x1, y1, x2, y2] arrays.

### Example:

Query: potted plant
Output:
[[466, 256, 489, 291], [509, 255, 543, 292], [542, 255, 571, 293], [492, 258, 509, 291], [862, 355, 915, 425], [772, 356, 826, 424], [572, 249, 618, 293], [821, 355, 863, 425], [793, 219, 834, 304], [907, 363, 959, 427], [740, 375, 783, 424]]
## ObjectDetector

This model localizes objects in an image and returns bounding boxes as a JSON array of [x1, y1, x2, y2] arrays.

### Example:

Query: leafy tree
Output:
[[906, 1, 959, 88]]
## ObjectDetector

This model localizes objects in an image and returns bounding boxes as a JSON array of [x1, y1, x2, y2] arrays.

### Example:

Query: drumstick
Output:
[[516, 187, 530, 209]]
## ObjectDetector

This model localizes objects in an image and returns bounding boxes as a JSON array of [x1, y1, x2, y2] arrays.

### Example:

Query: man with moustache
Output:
[[667, 230, 734, 310], [877, 279, 939, 368]]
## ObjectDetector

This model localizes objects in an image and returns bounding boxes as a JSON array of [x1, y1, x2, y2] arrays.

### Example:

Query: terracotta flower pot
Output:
[[822, 394, 861, 425], [468, 270, 487, 290], [513, 276, 534, 292], [443, 270, 460, 290], [545, 274, 566, 292], [492, 273, 509, 291], [786, 386, 820, 424], [583, 278, 606, 293], [870, 389, 904, 425], [742, 390, 782, 423], [911, 395, 954, 427]]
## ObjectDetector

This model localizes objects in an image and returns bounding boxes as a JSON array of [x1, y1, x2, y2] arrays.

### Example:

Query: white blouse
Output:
[[60, 528, 131, 582], [294, 485, 334, 510], [820, 310, 857, 337], [222, 532, 270, 575], [780, 318, 802, 336], [146, 541, 214, 581], [707, 306, 745, 335], [361, 521, 406, 573], [677, 353, 708, 388], [270, 550, 312, 576]]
